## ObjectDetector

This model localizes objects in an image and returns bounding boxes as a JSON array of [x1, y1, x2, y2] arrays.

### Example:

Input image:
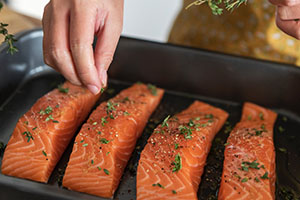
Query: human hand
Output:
[[42, 0, 124, 94], [269, 0, 300, 39]]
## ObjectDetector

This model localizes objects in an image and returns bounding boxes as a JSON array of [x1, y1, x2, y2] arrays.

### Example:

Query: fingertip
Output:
[[87, 84, 100, 95]]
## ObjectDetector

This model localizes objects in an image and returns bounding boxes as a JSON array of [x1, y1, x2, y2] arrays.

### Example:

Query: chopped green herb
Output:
[[282, 116, 288, 122], [172, 190, 177, 194], [80, 140, 84, 143], [100, 138, 110, 144], [224, 142, 230, 146], [40, 106, 53, 115], [254, 177, 260, 182], [52, 120, 59, 123], [42, 150, 47, 157], [97, 166, 102, 171], [261, 172, 269, 179], [174, 143, 179, 149], [278, 147, 287, 153], [278, 126, 285, 133], [241, 177, 248, 183], [106, 101, 118, 114], [32, 127, 37, 130], [147, 84, 157, 96], [179, 126, 193, 139], [104, 169, 110, 175], [55, 104, 59, 108], [172, 153, 182, 172], [82, 143, 88, 147], [100, 88, 105, 94], [123, 111, 130, 116], [22, 131, 34, 142], [204, 114, 214, 119], [106, 151, 110, 156], [57, 84, 69, 93], [241, 160, 260, 171], [91, 160, 94, 164], [45, 115, 54, 122], [97, 131, 101, 135], [261, 165, 265, 169], [152, 183, 164, 188], [259, 112, 264, 120], [188, 119, 195, 127], [247, 115, 252, 120], [24, 121, 29, 125], [101, 117, 108, 126], [161, 115, 170, 128], [92, 121, 97, 125], [122, 97, 130, 102]]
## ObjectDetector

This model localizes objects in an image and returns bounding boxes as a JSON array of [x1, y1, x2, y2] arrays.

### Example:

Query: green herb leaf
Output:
[[97, 166, 102, 171], [278, 148, 287, 153], [104, 169, 110, 175], [101, 117, 108, 126], [172, 153, 182, 172], [278, 126, 285, 133], [22, 131, 34, 142], [241, 177, 248, 183], [91, 160, 94, 164], [161, 115, 171, 128], [261, 172, 269, 179], [100, 138, 110, 144], [172, 190, 177, 194], [45, 114, 54, 122], [179, 126, 193, 139], [124, 111, 130, 116], [147, 84, 157, 96], [259, 112, 264, 120], [100, 88, 105, 94], [152, 183, 164, 188], [42, 150, 47, 157], [57, 84, 69, 93], [174, 143, 179, 149], [254, 177, 260, 182], [82, 143, 88, 147]]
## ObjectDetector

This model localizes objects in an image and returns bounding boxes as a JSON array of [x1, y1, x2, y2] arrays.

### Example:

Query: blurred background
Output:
[[6, 0, 183, 42]]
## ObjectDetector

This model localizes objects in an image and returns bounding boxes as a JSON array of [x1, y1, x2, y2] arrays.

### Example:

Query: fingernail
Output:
[[87, 84, 100, 95], [100, 70, 107, 87]]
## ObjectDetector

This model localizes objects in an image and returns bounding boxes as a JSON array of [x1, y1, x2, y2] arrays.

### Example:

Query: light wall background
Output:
[[7, 0, 183, 42]]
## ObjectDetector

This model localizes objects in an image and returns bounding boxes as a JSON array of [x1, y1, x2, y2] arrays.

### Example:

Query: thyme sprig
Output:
[[0, 2, 18, 55], [186, 0, 247, 15]]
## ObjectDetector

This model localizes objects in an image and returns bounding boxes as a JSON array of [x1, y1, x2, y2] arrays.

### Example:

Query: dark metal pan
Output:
[[0, 29, 299, 199]]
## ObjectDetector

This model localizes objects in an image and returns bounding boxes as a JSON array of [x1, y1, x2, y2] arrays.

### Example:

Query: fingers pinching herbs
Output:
[[42, 0, 81, 86], [42, 0, 124, 94]]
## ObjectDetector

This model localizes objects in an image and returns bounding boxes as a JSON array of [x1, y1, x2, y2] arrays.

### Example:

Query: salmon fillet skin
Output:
[[62, 83, 164, 198], [137, 101, 228, 200], [1, 82, 100, 183], [218, 102, 277, 200]]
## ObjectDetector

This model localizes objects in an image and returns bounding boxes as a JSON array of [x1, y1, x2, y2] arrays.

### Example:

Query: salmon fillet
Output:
[[62, 83, 164, 198], [137, 101, 228, 200], [218, 102, 277, 200], [1, 82, 100, 183]]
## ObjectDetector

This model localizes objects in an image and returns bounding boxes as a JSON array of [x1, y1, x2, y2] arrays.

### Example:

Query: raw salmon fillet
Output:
[[1, 82, 100, 183], [62, 83, 164, 198], [218, 102, 277, 200], [137, 101, 228, 200]]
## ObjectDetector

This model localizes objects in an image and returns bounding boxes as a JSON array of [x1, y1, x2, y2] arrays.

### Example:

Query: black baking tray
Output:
[[0, 29, 299, 200]]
